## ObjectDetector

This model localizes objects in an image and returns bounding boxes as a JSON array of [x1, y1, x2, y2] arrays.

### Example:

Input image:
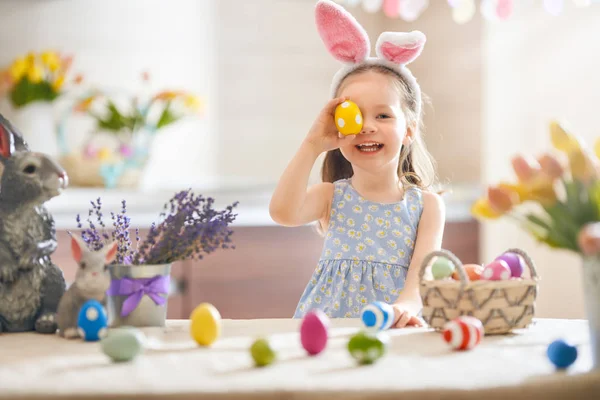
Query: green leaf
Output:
[[156, 102, 180, 129], [9, 78, 58, 108]]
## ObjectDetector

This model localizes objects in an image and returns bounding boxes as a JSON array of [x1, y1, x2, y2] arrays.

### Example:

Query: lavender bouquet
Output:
[[75, 189, 238, 265]]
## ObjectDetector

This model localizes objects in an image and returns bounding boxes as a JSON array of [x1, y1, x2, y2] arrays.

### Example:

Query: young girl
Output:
[[269, 0, 445, 328]]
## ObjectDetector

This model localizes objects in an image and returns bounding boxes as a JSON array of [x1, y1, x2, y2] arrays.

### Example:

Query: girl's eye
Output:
[[377, 114, 391, 119]]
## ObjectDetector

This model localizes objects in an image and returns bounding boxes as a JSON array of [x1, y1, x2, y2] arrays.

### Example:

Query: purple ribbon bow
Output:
[[107, 275, 170, 317]]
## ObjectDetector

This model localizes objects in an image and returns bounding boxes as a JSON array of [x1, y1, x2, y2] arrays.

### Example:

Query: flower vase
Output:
[[9, 102, 59, 158], [582, 256, 600, 370], [106, 263, 172, 328]]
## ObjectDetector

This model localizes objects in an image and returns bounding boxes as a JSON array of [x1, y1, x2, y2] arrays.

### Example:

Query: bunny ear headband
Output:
[[315, 0, 426, 117], [0, 114, 29, 159]]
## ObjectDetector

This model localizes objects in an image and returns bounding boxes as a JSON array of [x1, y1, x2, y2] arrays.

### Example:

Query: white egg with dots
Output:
[[360, 301, 394, 331]]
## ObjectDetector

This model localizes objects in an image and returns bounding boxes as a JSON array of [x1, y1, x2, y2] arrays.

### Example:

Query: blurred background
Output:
[[0, 0, 598, 321]]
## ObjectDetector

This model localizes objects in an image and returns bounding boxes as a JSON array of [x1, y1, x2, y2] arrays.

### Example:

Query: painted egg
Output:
[[348, 331, 389, 365], [443, 316, 484, 351], [432, 257, 455, 280], [190, 303, 222, 346], [495, 252, 525, 278], [250, 337, 277, 367], [101, 327, 145, 362], [360, 301, 394, 331], [300, 309, 329, 356], [97, 147, 112, 161], [547, 339, 578, 369], [77, 300, 108, 342], [452, 264, 483, 281], [334, 100, 363, 136], [482, 260, 511, 281]]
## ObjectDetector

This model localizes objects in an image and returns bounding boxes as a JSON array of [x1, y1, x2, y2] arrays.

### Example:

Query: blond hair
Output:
[[321, 64, 437, 191]]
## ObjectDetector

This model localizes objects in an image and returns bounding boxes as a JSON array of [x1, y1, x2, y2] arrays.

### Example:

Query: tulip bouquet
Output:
[[472, 121, 600, 255]]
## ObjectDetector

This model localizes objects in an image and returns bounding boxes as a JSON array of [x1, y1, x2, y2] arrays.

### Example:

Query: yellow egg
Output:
[[334, 100, 363, 136], [190, 303, 222, 346], [97, 147, 112, 161]]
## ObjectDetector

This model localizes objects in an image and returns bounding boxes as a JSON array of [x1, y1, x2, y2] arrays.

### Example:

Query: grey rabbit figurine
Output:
[[56, 234, 117, 339], [0, 113, 68, 334]]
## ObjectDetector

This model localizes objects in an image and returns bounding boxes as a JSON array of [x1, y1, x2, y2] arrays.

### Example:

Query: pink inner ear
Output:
[[105, 243, 118, 262], [315, 1, 370, 63], [71, 237, 82, 263], [0, 124, 12, 158], [380, 41, 422, 64]]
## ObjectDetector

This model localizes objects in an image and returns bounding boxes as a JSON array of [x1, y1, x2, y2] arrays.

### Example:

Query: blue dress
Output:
[[293, 178, 424, 318]]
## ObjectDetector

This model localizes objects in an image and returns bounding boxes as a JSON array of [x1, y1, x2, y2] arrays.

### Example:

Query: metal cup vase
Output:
[[107, 263, 172, 328]]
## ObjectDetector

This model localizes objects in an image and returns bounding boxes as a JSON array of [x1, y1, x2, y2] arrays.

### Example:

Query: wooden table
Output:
[[1, 318, 599, 399]]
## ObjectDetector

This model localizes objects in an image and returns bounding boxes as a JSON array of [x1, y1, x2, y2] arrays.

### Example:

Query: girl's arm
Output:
[[392, 191, 446, 327], [269, 142, 333, 227], [269, 96, 356, 227]]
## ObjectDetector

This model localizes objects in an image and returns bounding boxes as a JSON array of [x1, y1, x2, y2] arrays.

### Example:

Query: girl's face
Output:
[[337, 71, 410, 175]]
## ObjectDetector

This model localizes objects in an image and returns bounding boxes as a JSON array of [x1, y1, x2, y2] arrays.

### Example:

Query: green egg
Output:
[[432, 257, 455, 280], [250, 337, 276, 367], [347, 331, 389, 365], [101, 328, 144, 362]]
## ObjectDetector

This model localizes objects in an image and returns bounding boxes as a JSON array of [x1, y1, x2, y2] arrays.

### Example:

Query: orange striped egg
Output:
[[442, 316, 484, 351]]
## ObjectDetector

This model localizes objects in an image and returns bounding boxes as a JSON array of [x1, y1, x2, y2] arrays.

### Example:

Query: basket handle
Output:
[[502, 248, 539, 279], [418, 249, 467, 287]]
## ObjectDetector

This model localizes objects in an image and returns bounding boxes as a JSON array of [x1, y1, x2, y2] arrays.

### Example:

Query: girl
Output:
[[269, 0, 445, 328]]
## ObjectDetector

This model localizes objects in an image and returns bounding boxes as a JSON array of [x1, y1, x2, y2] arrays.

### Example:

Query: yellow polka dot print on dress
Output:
[[335, 100, 363, 135]]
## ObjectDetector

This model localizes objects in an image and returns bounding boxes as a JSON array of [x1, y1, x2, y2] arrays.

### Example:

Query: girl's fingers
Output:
[[324, 96, 347, 116]]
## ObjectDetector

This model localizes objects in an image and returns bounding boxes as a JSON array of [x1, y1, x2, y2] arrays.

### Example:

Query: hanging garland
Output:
[[334, 0, 599, 24]]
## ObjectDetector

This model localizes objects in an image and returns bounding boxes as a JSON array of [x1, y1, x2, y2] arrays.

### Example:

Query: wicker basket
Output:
[[419, 248, 540, 335]]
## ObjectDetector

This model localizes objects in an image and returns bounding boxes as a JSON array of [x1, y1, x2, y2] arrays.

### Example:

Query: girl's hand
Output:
[[391, 304, 424, 329], [304, 96, 358, 154]]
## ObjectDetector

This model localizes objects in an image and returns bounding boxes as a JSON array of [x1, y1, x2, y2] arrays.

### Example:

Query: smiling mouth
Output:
[[356, 142, 384, 153]]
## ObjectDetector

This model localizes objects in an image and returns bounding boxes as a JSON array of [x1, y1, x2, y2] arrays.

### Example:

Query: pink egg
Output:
[[482, 260, 511, 281], [495, 252, 525, 278], [300, 309, 329, 356], [443, 316, 484, 351]]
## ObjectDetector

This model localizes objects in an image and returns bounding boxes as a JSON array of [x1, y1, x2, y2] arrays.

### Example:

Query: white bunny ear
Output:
[[315, 0, 370, 64], [376, 31, 426, 65]]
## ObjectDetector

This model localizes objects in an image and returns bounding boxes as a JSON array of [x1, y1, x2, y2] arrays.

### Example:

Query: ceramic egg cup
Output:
[[418, 248, 540, 335]]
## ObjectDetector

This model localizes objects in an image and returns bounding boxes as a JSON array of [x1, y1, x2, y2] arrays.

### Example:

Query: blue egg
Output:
[[360, 302, 394, 331], [77, 300, 108, 342], [547, 339, 578, 369]]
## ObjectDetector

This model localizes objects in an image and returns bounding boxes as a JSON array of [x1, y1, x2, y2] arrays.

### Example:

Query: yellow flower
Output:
[[550, 121, 580, 152], [41, 51, 60, 72], [471, 198, 502, 220], [487, 186, 518, 213], [52, 75, 65, 91], [27, 64, 43, 83], [569, 147, 596, 182], [9, 57, 27, 81], [97, 147, 112, 161]]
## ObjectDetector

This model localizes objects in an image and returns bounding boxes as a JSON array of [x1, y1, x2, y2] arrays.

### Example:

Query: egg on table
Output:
[[190, 303, 222, 346], [360, 301, 394, 331], [547, 339, 578, 369], [77, 299, 108, 342], [334, 100, 363, 136], [443, 316, 484, 351], [250, 337, 277, 367], [101, 327, 145, 363], [300, 309, 329, 356], [347, 331, 389, 365]]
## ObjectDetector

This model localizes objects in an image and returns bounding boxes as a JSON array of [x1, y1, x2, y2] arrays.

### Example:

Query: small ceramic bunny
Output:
[[0, 113, 68, 334], [56, 234, 118, 339]]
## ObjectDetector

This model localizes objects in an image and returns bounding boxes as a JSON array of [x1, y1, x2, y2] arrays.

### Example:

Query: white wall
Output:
[[482, 4, 600, 319], [0, 0, 217, 190]]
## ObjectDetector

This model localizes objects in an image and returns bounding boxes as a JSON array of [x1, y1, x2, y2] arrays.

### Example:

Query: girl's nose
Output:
[[360, 120, 377, 135]]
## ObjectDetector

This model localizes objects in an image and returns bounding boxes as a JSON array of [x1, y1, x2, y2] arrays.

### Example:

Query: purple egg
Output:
[[495, 252, 524, 278]]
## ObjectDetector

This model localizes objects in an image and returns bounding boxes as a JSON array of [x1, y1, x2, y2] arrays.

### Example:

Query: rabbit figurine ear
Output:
[[315, 0, 370, 64], [102, 241, 119, 264], [0, 114, 29, 159], [70, 234, 86, 263], [375, 31, 426, 65]]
